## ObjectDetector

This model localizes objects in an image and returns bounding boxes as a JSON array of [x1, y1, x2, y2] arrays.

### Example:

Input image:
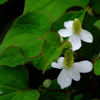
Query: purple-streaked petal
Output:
[[58, 29, 73, 37], [64, 21, 73, 29], [80, 29, 93, 43], [57, 68, 72, 89], [68, 34, 82, 51], [73, 60, 93, 73]]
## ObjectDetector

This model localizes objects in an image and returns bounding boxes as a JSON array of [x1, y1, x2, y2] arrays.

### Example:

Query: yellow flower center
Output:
[[63, 49, 74, 69], [72, 18, 82, 34]]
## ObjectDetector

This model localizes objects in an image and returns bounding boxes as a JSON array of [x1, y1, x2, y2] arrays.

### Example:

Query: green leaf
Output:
[[0, 46, 29, 67], [0, 33, 44, 58], [49, 79, 61, 89], [92, 55, 99, 62], [74, 94, 83, 100], [0, 65, 40, 100], [90, 0, 100, 15], [31, 55, 51, 70], [39, 92, 57, 100], [24, 0, 90, 21], [94, 59, 100, 76], [0, 0, 8, 4], [0, 11, 52, 59], [94, 20, 100, 30], [42, 31, 72, 73], [53, 7, 88, 32], [0, 90, 40, 100]]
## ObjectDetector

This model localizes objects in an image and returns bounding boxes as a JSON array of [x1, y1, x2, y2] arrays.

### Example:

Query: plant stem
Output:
[[74, 51, 85, 60]]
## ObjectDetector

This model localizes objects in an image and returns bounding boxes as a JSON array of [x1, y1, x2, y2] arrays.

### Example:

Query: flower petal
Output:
[[51, 57, 64, 69], [68, 34, 82, 51], [58, 29, 73, 37], [69, 67, 81, 81], [57, 57, 64, 63], [73, 60, 93, 73], [80, 29, 93, 43], [57, 68, 72, 89], [64, 21, 73, 29]]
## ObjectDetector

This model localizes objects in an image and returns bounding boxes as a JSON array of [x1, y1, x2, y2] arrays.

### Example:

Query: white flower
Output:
[[51, 57, 93, 89], [58, 18, 93, 51]]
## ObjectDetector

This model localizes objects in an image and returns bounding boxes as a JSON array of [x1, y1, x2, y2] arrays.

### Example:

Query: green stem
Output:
[[74, 51, 85, 60]]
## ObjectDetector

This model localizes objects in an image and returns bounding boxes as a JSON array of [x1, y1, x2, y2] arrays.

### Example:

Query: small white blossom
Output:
[[58, 18, 93, 51], [51, 57, 93, 89]]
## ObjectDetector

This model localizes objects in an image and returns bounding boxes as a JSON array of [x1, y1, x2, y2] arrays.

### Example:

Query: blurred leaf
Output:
[[49, 79, 61, 89], [0, 0, 8, 4], [0, 46, 29, 67], [94, 19, 100, 30], [0, 65, 40, 100], [53, 7, 88, 32], [92, 54, 99, 62], [0, 11, 52, 66], [39, 91, 57, 100], [43, 32, 72, 73], [89, 0, 100, 15], [81, 89, 92, 100], [92, 99, 100, 100], [24, 0, 90, 21], [74, 94, 83, 100], [93, 3, 100, 15], [94, 59, 100, 76]]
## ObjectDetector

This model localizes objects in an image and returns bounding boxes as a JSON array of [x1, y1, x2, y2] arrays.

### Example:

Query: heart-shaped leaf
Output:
[[0, 46, 29, 67], [0, 11, 52, 58], [0, 33, 44, 58], [0, 11, 53, 67], [0, 65, 40, 100], [42, 32, 72, 73]]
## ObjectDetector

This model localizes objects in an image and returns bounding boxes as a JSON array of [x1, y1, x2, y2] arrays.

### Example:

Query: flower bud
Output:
[[60, 36, 64, 43], [43, 79, 51, 88]]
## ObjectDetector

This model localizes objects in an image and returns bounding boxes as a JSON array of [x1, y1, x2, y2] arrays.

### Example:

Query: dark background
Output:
[[0, 0, 25, 44]]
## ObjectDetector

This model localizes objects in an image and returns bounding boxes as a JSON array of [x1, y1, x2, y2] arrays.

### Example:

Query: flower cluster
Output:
[[51, 18, 93, 89]]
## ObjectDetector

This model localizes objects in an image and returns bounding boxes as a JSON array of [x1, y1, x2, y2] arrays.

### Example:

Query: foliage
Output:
[[0, 0, 100, 100], [0, 0, 8, 4], [0, 66, 40, 100]]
